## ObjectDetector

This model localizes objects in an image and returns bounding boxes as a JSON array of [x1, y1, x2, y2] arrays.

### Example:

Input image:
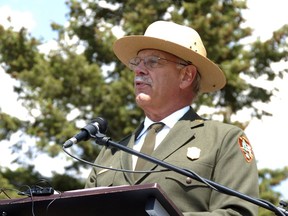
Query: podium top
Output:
[[0, 183, 183, 216]]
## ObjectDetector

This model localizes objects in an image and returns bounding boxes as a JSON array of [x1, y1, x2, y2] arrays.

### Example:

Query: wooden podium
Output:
[[0, 183, 183, 216]]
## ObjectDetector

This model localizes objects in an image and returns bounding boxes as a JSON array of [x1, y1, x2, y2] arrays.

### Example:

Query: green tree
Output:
[[258, 167, 288, 216], [0, 0, 287, 213], [0, 173, 19, 199], [0, 166, 84, 198]]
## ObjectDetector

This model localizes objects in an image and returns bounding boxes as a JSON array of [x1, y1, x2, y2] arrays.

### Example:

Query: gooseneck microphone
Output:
[[62, 117, 288, 215], [63, 117, 108, 148]]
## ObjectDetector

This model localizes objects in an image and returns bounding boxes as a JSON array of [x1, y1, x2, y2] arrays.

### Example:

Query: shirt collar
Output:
[[143, 105, 190, 132]]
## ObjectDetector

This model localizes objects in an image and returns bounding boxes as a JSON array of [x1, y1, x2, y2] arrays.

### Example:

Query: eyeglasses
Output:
[[128, 56, 191, 70]]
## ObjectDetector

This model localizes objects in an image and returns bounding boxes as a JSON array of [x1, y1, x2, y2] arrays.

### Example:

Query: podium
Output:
[[0, 183, 183, 216]]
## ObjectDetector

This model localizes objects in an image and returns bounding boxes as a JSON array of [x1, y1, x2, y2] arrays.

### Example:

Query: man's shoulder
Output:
[[203, 119, 243, 132]]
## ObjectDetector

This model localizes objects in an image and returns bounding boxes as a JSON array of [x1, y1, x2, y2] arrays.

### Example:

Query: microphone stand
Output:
[[94, 132, 288, 216]]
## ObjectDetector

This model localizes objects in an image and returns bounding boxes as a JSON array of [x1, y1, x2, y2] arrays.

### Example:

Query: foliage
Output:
[[0, 166, 84, 199], [258, 167, 288, 216], [0, 112, 22, 140], [0, 173, 19, 199]]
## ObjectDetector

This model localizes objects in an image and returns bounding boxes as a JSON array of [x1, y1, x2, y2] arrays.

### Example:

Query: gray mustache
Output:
[[134, 76, 152, 85]]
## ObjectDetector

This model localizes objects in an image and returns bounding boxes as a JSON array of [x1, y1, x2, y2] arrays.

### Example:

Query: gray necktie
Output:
[[134, 122, 165, 178]]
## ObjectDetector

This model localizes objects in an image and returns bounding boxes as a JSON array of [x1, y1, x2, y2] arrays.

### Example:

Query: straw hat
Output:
[[113, 20, 226, 93]]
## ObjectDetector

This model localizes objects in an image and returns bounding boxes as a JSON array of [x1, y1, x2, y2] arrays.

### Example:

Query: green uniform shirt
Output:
[[85, 108, 259, 216]]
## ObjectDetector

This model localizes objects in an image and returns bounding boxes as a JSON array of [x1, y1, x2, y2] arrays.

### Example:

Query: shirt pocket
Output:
[[163, 160, 214, 188]]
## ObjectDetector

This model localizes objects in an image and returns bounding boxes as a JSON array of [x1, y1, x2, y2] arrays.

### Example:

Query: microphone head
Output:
[[92, 117, 108, 133]]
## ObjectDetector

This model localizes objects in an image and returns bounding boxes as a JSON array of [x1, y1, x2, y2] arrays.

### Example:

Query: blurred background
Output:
[[0, 1, 287, 215]]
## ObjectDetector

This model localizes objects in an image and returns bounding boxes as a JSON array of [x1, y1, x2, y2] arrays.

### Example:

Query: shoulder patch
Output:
[[238, 136, 254, 163]]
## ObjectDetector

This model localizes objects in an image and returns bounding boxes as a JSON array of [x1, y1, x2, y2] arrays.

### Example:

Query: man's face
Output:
[[131, 49, 184, 113]]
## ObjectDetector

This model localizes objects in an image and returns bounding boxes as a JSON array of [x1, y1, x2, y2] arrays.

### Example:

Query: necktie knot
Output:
[[149, 122, 165, 133]]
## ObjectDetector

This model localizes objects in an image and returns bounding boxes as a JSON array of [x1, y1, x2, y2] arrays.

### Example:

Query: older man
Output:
[[85, 20, 259, 216]]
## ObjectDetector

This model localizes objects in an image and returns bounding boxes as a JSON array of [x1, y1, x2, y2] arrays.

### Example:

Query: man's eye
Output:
[[147, 58, 159, 65]]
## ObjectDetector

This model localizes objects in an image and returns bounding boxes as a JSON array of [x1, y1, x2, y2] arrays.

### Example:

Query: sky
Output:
[[0, 0, 288, 201], [0, 0, 68, 41]]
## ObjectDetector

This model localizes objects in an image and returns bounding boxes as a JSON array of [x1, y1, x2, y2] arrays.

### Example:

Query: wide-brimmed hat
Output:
[[113, 20, 226, 93]]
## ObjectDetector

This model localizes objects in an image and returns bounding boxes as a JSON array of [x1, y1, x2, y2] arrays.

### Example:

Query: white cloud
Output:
[[0, 68, 29, 120], [0, 5, 36, 31], [37, 40, 59, 54], [242, 0, 288, 41]]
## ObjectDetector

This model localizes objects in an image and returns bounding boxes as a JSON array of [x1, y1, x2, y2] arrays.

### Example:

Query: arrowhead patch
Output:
[[238, 136, 254, 163]]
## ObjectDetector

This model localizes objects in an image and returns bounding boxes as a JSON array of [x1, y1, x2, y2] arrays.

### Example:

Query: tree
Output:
[[0, 0, 287, 212], [258, 166, 288, 216], [0, 166, 84, 199]]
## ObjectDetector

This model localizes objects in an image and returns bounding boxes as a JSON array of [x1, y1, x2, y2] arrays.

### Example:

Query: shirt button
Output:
[[186, 177, 192, 184]]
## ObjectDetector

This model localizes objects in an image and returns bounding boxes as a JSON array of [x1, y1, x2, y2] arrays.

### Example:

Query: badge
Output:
[[238, 136, 254, 162], [187, 147, 201, 160]]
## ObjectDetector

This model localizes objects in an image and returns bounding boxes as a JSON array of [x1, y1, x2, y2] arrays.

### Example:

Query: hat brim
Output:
[[113, 36, 226, 93]]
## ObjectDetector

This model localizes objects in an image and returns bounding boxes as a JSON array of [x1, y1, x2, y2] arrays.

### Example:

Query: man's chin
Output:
[[135, 93, 151, 105]]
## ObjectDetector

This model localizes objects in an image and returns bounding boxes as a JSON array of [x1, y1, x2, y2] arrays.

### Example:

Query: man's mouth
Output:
[[134, 76, 151, 86], [135, 80, 146, 86]]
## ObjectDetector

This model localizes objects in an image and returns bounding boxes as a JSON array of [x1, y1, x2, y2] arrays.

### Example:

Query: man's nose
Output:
[[133, 61, 148, 75]]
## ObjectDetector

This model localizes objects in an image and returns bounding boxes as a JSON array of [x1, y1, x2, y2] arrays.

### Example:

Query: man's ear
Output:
[[179, 65, 197, 89]]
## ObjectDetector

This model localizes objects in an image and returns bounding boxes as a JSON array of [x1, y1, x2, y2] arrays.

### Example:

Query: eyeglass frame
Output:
[[128, 55, 192, 71]]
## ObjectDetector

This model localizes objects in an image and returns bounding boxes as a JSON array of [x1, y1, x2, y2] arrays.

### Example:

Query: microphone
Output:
[[63, 117, 108, 148]]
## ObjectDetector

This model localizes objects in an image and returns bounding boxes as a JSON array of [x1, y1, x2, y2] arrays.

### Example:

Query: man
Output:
[[85, 20, 259, 216]]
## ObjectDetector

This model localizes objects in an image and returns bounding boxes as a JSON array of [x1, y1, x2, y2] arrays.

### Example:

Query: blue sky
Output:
[[0, 0, 68, 41]]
